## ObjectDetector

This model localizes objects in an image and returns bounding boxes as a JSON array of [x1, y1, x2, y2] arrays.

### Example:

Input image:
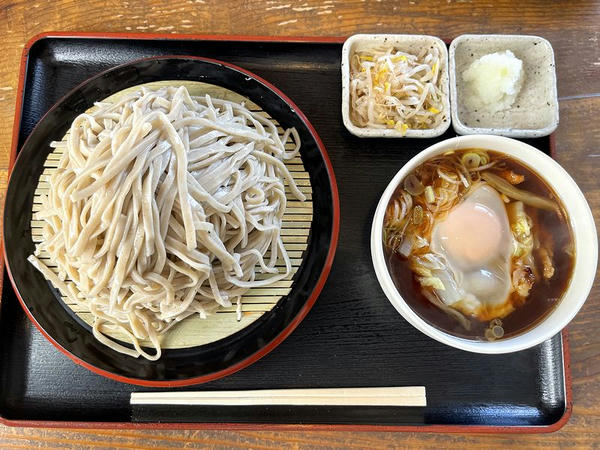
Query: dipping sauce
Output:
[[383, 149, 574, 341]]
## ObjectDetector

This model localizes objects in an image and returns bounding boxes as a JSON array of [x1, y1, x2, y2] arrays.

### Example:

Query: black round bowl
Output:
[[3, 56, 339, 387]]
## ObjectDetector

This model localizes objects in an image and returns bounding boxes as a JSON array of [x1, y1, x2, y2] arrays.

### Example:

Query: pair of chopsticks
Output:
[[131, 386, 426, 407]]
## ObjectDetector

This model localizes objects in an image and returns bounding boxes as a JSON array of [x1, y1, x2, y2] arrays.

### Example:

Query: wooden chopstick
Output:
[[130, 386, 426, 407]]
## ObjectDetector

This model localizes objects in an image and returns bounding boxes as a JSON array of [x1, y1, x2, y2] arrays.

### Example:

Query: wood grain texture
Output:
[[0, 0, 599, 448]]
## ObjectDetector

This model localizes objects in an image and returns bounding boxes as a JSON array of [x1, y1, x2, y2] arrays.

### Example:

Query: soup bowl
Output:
[[371, 135, 597, 353]]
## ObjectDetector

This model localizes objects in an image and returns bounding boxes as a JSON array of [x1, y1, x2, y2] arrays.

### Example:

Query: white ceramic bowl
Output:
[[341, 34, 450, 138], [371, 135, 597, 353]]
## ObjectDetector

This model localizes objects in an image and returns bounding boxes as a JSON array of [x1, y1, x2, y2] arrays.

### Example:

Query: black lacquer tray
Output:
[[0, 33, 570, 432]]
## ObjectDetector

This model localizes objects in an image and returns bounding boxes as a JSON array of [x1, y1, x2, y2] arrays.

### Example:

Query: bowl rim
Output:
[[341, 33, 451, 138], [371, 134, 597, 353]]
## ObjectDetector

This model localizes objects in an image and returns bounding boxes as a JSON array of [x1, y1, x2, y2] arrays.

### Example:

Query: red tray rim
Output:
[[0, 31, 572, 433]]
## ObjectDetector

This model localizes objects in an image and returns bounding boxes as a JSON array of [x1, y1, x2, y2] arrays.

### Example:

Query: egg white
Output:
[[430, 183, 515, 319]]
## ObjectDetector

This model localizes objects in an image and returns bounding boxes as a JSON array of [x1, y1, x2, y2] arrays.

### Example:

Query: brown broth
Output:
[[384, 150, 575, 341]]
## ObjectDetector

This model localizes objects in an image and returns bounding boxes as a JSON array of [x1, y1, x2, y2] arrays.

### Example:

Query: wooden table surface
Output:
[[0, 0, 598, 447]]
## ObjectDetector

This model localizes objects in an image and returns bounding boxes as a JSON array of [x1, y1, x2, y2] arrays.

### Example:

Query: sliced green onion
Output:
[[424, 186, 435, 203], [413, 205, 423, 224], [461, 152, 481, 169], [478, 151, 489, 165], [404, 174, 425, 196], [492, 325, 505, 338]]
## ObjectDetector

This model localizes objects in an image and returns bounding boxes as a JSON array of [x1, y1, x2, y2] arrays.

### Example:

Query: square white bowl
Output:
[[341, 34, 450, 138], [449, 34, 559, 138]]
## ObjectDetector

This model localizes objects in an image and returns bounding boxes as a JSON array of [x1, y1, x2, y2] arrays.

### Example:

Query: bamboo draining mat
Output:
[[30, 81, 313, 349]]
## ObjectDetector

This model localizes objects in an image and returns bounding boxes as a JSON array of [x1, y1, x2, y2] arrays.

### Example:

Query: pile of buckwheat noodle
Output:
[[29, 85, 305, 360]]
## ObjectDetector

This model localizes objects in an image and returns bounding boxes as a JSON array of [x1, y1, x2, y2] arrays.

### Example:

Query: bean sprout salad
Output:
[[349, 45, 446, 135]]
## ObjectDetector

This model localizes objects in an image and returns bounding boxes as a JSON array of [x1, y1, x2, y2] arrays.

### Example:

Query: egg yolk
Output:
[[435, 201, 502, 270]]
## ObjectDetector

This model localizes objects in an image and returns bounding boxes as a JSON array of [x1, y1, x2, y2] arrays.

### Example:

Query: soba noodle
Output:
[[29, 85, 305, 360]]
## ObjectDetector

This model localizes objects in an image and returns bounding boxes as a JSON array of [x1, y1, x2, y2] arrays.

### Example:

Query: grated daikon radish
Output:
[[462, 50, 523, 113]]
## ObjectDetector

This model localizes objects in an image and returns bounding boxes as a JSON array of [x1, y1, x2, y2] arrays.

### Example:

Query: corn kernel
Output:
[[392, 55, 408, 63], [394, 122, 409, 135]]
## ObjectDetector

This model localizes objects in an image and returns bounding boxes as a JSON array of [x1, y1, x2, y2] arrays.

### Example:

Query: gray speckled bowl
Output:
[[449, 34, 559, 138]]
